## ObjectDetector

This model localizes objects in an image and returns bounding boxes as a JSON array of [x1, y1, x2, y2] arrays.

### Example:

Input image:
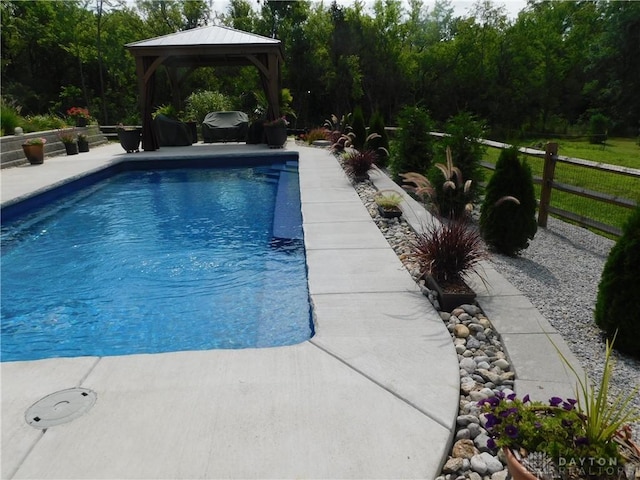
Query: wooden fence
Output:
[[428, 132, 640, 237]]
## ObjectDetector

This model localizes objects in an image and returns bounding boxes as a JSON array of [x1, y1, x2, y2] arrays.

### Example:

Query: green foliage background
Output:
[[1, 0, 639, 137]]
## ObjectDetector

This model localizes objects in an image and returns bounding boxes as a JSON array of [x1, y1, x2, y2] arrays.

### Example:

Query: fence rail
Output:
[[428, 132, 640, 237]]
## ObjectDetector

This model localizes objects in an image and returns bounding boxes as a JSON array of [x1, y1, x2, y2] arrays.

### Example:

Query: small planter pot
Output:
[[264, 124, 287, 148], [78, 140, 90, 152], [22, 144, 44, 165], [424, 274, 476, 312], [117, 129, 141, 153], [64, 142, 79, 156], [351, 172, 370, 182], [377, 205, 402, 219]]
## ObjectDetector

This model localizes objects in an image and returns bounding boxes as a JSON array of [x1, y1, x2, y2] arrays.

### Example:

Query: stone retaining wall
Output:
[[1, 125, 109, 169]]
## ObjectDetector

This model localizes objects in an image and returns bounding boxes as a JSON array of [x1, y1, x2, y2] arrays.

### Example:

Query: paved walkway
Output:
[[0, 140, 583, 479]]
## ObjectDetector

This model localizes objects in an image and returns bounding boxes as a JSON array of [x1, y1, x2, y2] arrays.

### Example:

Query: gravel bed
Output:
[[347, 169, 640, 450], [487, 215, 640, 442]]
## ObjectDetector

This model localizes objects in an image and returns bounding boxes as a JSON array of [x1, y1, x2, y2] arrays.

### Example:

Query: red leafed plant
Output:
[[67, 107, 90, 119], [410, 219, 487, 287], [343, 149, 377, 179]]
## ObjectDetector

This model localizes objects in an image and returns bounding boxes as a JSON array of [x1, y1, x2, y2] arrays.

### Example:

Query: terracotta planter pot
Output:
[[424, 274, 476, 312], [503, 448, 539, 480], [22, 144, 44, 165]]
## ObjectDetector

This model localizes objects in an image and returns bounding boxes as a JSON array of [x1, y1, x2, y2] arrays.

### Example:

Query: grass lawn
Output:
[[481, 137, 640, 236]]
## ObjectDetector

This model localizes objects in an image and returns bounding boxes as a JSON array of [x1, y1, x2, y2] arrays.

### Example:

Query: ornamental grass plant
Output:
[[342, 149, 377, 180], [410, 218, 487, 288]]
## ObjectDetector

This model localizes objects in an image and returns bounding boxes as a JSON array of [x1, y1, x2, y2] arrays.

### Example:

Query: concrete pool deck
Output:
[[1, 140, 583, 479]]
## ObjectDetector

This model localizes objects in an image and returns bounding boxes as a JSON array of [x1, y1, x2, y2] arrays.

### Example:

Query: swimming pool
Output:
[[1, 161, 313, 362]]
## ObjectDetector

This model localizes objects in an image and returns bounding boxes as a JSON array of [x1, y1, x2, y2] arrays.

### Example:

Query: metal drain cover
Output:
[[25, 388, 97, 429]]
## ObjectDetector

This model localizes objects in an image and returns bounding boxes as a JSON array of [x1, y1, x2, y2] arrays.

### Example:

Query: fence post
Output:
[[538, 142, 558, 228]]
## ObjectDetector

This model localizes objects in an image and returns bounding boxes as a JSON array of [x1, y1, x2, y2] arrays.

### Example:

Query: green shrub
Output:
[[185, 91, 233, 123], [23, 114, 67, 132], [366, 110, 389, 166], [350, 105, 367, 151], [479, 147, 537, 256], [588, 112, 609, 144], [1, 100, 20, 135], [594, 206, 640, 358], [429, 112, 486, 216], [388, 106, 435, 179]]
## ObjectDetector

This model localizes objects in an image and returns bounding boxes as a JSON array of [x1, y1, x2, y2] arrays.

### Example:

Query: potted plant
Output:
[[342, 149, 377, 182], [263, 117, 289, 148], [409, 218, 486, 311], [58, 130, 78, 155], [21, 137, 46, 165], [480, 337, 640, 480], [67, 107, 91, 127], [117, 124, 141, 153], [374, 190, 403, 218], [77, 133, 89, 152]]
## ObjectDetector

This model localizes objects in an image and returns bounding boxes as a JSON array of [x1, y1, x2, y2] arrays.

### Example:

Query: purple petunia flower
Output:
[[484, 413, 499, 428], [487, 438, 496, 450], [562, 401, 574, 411], [575, 437, 589, 446], [549, 397, 563, 407], [507, 393, 517, 401], [505, 425, 519, 438], [500, 407, 518, 418], [522, 394, 530, 403]]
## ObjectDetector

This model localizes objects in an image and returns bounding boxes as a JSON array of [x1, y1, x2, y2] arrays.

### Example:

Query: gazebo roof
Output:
[[126, 25, 284, 65], [126, 25, 281, 49]]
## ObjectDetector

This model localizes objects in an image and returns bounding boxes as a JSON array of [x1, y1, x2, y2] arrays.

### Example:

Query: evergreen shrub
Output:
[[350, 106, 367, 151], [428, 112, 486, 217], [594, 206, 640, 358], [588, 112, 609, 144], [479, 147, 537, 256], [366, 110, 389, 166], [388, 106, 435, 179]]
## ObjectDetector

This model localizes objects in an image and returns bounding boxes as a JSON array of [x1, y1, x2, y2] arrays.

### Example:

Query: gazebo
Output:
[[125, 26, 284, 151]]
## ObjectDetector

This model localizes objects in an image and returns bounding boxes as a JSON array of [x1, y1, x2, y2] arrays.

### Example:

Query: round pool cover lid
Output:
[[25, 387, 97, 429]]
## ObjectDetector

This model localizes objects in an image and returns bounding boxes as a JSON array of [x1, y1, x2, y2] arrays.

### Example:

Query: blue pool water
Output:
[[1, 166, 312, 362]]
